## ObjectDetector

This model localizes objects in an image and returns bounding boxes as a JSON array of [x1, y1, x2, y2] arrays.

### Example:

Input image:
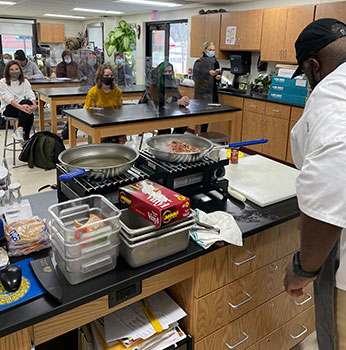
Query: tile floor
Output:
[[0, 127, 319, 349]]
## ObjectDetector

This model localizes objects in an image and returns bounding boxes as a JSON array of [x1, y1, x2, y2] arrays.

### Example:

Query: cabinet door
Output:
[[260, 8, 287, 62], [220, 12, 242, 50], [242, 111, 264, 152], [204, 14, 228, 59], [262, 115, 289, 160], [284, 5, 315, 63], [238, 10, 264, 51], [37, 23, 64, 43], [190, 15, 205, 57], [315, 2, 346, 23]]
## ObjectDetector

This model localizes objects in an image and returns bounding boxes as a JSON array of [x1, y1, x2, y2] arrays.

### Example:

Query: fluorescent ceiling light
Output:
[[0, 1, 16, 5], [117, 0, 182, 7], [44, 13, 86, 19], [73, 8, 123, 15]]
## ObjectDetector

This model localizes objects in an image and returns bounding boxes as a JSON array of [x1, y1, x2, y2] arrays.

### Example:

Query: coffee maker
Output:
[[229, 52, 251, 93]]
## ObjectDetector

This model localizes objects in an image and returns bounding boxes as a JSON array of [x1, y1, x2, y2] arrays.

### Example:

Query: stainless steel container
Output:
[[120, 225, 192, 268], [120, 209, 195, 237]]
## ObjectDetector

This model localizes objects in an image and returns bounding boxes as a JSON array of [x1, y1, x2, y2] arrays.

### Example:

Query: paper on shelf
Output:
[[104, 291, 187, 343]]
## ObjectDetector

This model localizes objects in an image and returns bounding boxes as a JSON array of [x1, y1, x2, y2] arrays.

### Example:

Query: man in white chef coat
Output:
[[284, 18, 346, 350]]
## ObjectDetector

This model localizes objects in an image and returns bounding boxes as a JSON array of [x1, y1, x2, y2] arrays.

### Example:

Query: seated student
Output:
[[55, 50, 79, 79], [0, 53, 12, 79], [148, 61, 189, 135], [0, 60, 36, 142], [84, 63, 125, 143], [79, 51, 99, 86], [14, 50, 43, 80], [114, 52, 133, 87]]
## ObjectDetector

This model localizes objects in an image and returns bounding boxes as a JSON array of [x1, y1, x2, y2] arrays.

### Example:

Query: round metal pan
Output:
[[58, 144, 139, 181], [145, 134, 214, 163]]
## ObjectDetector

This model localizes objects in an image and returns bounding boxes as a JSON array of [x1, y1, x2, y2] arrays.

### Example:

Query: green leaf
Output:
[[113, 30, 125, 39], [106, 44, 116, 57], [123, 36, 130, 51]]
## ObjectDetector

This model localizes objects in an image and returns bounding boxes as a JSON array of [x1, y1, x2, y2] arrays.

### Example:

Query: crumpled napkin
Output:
[[190, 209, 243, 249]]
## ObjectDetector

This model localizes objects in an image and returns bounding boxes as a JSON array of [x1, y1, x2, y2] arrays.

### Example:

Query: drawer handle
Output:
[[272, 109, 281, 113], [289, 325, 307, 339], [294, 293, 312, 306], [226, 331, 249, 349], [250, 104, 257, 108], [229, 291, 252, 308], [232, 250, 256, 266]]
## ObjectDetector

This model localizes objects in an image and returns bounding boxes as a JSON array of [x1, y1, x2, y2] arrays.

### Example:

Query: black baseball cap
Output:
[[292, 18, 346, 78], [14, 49, 26, 61]]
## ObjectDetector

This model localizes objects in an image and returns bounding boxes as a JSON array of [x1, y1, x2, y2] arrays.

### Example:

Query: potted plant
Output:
[[252, 74, 272, 95], [105, 20, 136, 57]]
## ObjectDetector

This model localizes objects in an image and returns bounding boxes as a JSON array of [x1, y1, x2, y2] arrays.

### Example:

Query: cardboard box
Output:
[[119, 180, 190, 227], [271, 75, 307, 88]]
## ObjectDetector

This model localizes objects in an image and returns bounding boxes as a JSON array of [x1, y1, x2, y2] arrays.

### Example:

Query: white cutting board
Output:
[[224, 155, 300, 207]]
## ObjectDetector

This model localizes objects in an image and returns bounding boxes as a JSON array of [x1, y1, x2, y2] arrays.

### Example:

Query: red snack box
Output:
[[119, 180, 190, 227]]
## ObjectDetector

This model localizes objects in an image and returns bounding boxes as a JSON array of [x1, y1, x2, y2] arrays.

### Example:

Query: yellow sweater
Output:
[[84, 85, 123, 109]]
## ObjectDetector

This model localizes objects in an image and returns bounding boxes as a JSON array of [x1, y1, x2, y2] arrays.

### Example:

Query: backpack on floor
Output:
[[19, 131, 66, 170]]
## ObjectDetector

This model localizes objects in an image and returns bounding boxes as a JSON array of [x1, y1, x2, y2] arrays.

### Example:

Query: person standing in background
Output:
[[0, 54, 12, 79], [0, 60, 36, 142], [55, 50, 79, 79], [193, 41, 221, 132], [79, 51, 99, 85], [14, 50, 43, 80], [114, 52, 133, 87]]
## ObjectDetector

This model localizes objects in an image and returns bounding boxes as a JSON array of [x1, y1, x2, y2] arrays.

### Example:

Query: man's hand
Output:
[[209, 70, 218, 76], [215, 74, 221, 80], [284, 260, 316, 297]]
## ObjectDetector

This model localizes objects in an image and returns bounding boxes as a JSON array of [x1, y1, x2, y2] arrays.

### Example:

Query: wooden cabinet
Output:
[[208, 94, 243, 142], [315, 2, 346, 23], [190, 14, 228, 59], [242, 100, 290, 160], [220, 10, 263, 51], [195, 285, 314, 350], [178, 85, 194, 99], [37, 23, 65, 43], [260, 5, 314, 63], [286, 106, 304, 164]]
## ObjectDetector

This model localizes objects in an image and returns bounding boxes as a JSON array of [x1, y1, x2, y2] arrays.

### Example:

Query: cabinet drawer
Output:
[[219, 94, 244, 109], [247, 305, 315, 350], [291, 106, 304, 122], [195, 218, 300, 297], [195, 285, 314, 350], [244, 99, 266, 114], [193, 255, 290, 341], [228, 218, 299, 283], [265, 102, 290, 120]]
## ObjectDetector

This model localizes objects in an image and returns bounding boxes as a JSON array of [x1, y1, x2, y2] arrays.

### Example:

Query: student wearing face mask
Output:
[[0, 54, 12, 79], [84, 63, 125, 143], [56, 50, 79, 79], [14, 50, 43, 80], [0, 60, 36, 142], [114, 52, 133, 87], [192, 41, 221, 132], [148, 61, 190, 135], [79, 51, 99, 85]]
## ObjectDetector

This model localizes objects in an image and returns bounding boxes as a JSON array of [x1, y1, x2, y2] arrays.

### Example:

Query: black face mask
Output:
[[103, 77, 113, 86]]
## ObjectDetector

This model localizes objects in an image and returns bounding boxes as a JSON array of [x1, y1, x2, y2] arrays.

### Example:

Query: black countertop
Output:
[[0, 189, 299, 337], [29, 78, 83, 85], [34, 85, 146, 97], [64, 100, 241, 128]]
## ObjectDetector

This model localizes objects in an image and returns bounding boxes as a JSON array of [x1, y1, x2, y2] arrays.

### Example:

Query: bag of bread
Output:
[[5, 216, 51, 256]]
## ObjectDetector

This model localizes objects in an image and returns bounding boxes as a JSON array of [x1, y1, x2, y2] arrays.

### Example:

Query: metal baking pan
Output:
[[120, 225, 192, 268], [120, 209, 195, 237], [120, 216, 195, 243]]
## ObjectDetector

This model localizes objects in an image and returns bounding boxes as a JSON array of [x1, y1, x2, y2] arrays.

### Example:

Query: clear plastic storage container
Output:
[[52, 239, 120, 285], [48, 195, 121, 243]]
